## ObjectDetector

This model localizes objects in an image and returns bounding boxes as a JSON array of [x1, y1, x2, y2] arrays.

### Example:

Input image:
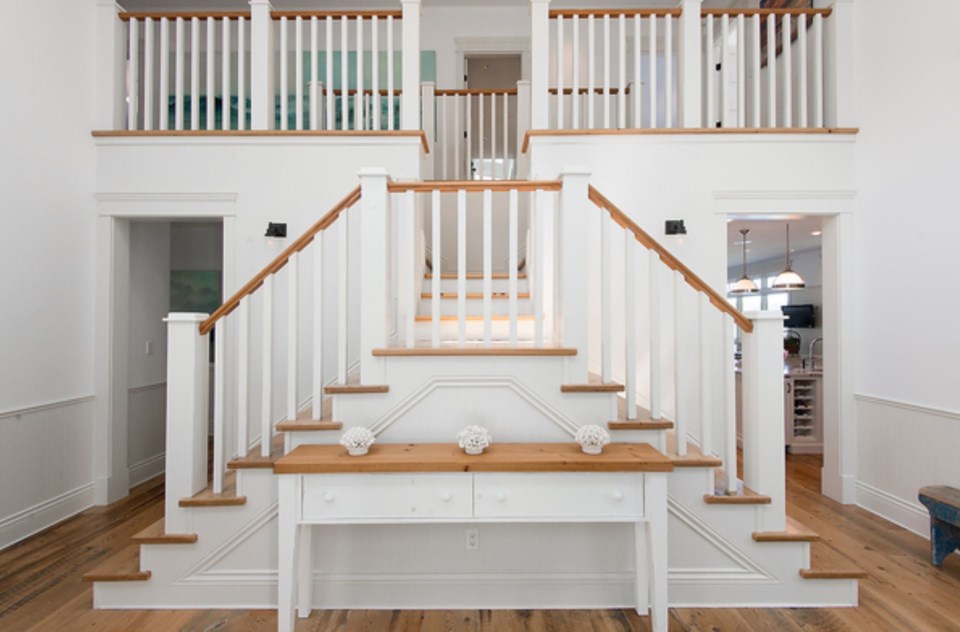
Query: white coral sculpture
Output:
[[340, 427, 376, 456], [575, 424, 610, 455], [457, 425, 492, 455]]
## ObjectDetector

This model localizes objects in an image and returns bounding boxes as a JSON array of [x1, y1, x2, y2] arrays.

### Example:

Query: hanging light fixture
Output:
[[772, 224, 806, 290], [730, 229, 759, 295]]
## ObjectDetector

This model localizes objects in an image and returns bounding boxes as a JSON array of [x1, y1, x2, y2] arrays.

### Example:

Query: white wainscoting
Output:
[[0, 396, 96, 550], [855, 394, 960, 538], [128, 383, 167, 487]]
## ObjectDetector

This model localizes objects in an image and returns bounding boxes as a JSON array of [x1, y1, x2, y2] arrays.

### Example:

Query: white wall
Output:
[[0, 0, 97, 549], [852, 0, 960, 535]]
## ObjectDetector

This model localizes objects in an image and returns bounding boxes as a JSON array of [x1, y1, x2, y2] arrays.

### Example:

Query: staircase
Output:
[[84, 175, 863, 615]]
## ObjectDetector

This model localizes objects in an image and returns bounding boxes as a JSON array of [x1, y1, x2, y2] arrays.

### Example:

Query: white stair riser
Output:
[[412, 318, 539, 341], [417, 298, 534, 317], [427, 277, 529, 294]]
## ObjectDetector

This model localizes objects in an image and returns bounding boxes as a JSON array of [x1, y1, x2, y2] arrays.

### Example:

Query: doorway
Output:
[[464, 54, 522, 180]]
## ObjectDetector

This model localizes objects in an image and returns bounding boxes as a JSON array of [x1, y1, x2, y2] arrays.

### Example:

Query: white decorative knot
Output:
[[575, 424, 610, 455], [457, 425, 492, 455], [340, 427, 376, 456]]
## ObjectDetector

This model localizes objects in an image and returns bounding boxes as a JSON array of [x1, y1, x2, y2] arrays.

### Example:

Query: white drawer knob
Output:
[[441, 492, 452, 502], [613, 491, 624, 502], [497, 493, 506, 502], [323, 493, 335, 503]]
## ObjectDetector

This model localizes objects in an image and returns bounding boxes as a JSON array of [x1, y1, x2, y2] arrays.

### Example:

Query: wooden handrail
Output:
[[549, 87, 629, 96], [587, 186, 754, 333], [388, 180, 562, 194], [550, 9, 682, 18], [701, 8, 833, 17], [435, 89, 519, 96], [198, 186, 361, 335], [326, 88, 403, 96], [271, 10, 403, 19], [119, 11, 250, 21]]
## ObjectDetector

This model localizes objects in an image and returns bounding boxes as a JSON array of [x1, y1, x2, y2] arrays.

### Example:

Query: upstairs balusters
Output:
[[432, 90, 521, 180]]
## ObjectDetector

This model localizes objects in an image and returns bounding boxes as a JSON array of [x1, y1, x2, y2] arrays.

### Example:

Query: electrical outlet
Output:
[[465, 528, 479, 550]]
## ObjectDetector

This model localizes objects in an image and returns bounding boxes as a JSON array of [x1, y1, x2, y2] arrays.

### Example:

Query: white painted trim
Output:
[[128, 452, 166, 487], [0, 395, 95, 420], [455, 36, 532, 86], [856, 394, 960, 422], [128, 381, 166, 395], [0, 483, 95, 550], [855, 480, 929, 538]]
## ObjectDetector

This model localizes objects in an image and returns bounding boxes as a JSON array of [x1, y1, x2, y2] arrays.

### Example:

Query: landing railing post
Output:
[[96, 0, 126, 130], [401, 0, 422, 130], [530, 0, 551, 129], [741, 311, 787, 531], [250, 0, 276, 130], [163, 314, 210, 534], [678, 0, 703, 128], [359, 169, 391, 382], [559, 169, 591, 381], [818, 0, 854, 127]]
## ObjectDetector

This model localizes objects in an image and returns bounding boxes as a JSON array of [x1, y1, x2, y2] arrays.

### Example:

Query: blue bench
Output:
[[919, 486, 960, 567]]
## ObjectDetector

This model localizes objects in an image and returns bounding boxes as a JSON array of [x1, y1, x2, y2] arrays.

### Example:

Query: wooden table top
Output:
[[274, 442, 673, 474]]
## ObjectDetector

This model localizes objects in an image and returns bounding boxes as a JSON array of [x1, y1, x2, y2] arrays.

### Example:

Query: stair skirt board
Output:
[[93, 469, 857, 610]]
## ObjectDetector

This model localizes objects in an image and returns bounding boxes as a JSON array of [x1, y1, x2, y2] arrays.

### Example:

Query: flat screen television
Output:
[[782, 304, 816, 329]]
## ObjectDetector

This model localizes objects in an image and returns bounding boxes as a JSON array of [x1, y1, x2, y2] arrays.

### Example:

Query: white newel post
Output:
[[516, 80, 532, 178], [359, 169, 390, 383], [250, 0, 276, 130], [164, 314, 210, 534], [741, 311, 786, 532], [401, 0, 422, 130], [817, 0, 855, 128], [530, 0, 551, 129], [420, 82, 436, 178], [96, 1, 126, 130], [559, 169, 591, 381], [678, 0, 703, 129]]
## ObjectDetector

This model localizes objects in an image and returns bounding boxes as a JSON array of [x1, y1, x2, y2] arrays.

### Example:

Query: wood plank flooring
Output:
[[1, 455, 959, 631]]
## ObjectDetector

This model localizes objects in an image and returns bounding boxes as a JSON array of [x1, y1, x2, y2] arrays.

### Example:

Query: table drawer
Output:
[[301, 474, 472, 521], [474, 473, 645, 520]]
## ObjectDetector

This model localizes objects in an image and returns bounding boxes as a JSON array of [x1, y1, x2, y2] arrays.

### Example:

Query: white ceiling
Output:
[[728, 217, 822, 268]]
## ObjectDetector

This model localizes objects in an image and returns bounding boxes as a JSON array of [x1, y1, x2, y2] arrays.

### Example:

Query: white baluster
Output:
[[633, 15, 641, 128], [453, 94, 461, 179], [356, 16, 364, 130], [665, 14, 673, 128], [295, 16, 304, 131], [478, 94, 484, 179], [387, 15, 395, 130], [128, 18, 140, 130], [372, 16, 380, 131], [720, 14, 729, 128], [325, 17, 334, 130], [312, 235, 323, 420], [287, 253, 298, 421], [483, 188, 493, 347], [618, 14, 626, 129], [767, 14, 777, 127], [205, 17, 215, 130], [624, 231, 637, 419], [431, 189, 441, 348], [556, 16, 564, 129], [190, 18, 199, 130], [405, 190, 416, 348], [705, 15, 715, 128], [491, 93, 497, 178], [465, 95, 472, 178], [159, 18, 169, 130], [213, 320, 226, 492], [340, 16, 348, 129], [813, 14, 824, 128], [144, 18, 154, 130], [279, 16, 288, 130], [723, 314, 737, 493], [782, 13, 792, 128], [338, 208, 348, 382], [602, 14, 610, 129], [457, 189, 467, 347], [309, 17, 318, 130], [238, 17, 246, 130], [508, 188, 519, 347], [648, 14, 657, 128], [601, 214, 612, 382], [237, 297, 250, 455], [734, 15, 744, 128], [261, 275, 274, 457], [752, 14, 761, 128], [673, 271, 686, 456], [587, 14, 595, 129], [175, 17, 184, 130], [649, 252, 661, 419], [502, 92, 509, 178], [798, 13, 808, 128], [534, 189, 544, 348], [572, 14, 580, 129], [222, 17, 231, 130], [699, 293, 712, 458]]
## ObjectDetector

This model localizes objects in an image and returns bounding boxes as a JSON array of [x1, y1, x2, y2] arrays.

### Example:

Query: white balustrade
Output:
[[432, 90, 520, 181]]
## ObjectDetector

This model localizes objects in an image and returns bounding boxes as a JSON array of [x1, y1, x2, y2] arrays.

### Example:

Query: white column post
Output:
[[740, 311, 786, 531], [678, 0, 702, 128], [250, 0, 276, 130], [516, 80, 533, 178], [400, 0, 422, 130], [421, 81, 436, 178], [96, 1, 126, 130], [163, 314, 210, 534], [818, 0, 855, 128], [359, 169, 391, 383], [559, 169, 592, 381], [530, 0, 551, 129]]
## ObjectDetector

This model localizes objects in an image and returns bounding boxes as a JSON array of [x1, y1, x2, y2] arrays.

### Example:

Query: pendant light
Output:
[[730, 229, 758, 295], [772, 224, 806, 290]]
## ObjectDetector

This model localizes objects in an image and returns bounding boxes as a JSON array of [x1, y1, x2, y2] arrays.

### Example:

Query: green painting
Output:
[[170, 271, 222, 314]]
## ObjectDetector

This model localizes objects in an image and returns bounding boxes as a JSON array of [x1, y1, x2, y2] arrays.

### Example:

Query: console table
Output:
[[274, 442, 673, 632]]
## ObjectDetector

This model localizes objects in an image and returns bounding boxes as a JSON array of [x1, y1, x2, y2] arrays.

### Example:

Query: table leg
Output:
[[645, 473, 668, 632], [278, 476, 300, 632], [297, 525, 313, 618], [633, 522, 649, 616]]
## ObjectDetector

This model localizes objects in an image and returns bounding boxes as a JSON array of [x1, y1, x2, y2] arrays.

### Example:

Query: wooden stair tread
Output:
[[706, 468, 771, 503], [561, 383, 625, 393], [179, 471, 247, 507], [228, 434, 284, 469], [799, 568, 868, 579], [275, 418, 343, 432], [425, 273, 527, 280], [372, 347, 576, 357], [325, 384, 390, 394], [753, 516, 821, 542], [130, 519, 198, 545], [664, 432, 723, 467], [421, 292, 531, 299], [414, 315, 535, 322], [608, 420, 674, 430], [798, 541, 868, 580], [82, 546, 150, 582]]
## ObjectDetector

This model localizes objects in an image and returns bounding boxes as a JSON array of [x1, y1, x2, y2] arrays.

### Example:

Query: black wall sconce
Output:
[[665, 220, 687, 235], [265, 222, 287, 238]]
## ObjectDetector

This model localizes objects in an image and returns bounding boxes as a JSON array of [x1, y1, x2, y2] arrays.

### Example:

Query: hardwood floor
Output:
[[1, 456, 959, 631]]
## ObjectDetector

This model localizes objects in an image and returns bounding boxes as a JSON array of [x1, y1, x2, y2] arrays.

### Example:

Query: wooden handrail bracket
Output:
[[199, 186, 361, 335], [587, 186, 753, 333]]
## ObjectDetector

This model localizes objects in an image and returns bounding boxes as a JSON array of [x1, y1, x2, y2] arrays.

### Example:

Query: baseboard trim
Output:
[[129, 453, 165, 487], [855, 480, 929, 538], [0, 482, 95, 550]]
